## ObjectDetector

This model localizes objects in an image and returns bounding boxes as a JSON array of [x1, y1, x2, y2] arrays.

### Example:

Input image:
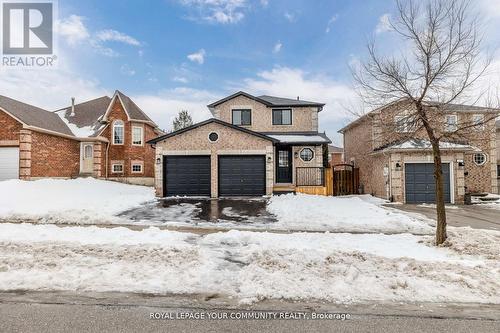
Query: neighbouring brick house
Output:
[[148, 91, 331, 198], [0, 91, 160, 185], [328, 145, 344, 166], [339, 100, 499, 204]]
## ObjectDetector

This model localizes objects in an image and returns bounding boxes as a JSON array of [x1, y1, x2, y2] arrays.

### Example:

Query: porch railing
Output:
[[296, 167, 325, 186]]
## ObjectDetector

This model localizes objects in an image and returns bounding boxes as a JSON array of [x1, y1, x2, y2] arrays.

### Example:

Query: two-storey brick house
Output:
[[149, 91, 331, 197], [339, 100, 499, 204], [0, 91, 160, 185]]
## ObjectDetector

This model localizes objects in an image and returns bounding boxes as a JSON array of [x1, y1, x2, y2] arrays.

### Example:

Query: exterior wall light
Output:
[[267, 156, 272, 163], [395, 162, 402, 170], [457, 160, 465, 167], [156, 157, 162, 165], [294, 152, 298, 158]]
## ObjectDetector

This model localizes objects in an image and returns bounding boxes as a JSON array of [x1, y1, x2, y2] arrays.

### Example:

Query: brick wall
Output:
[[344, 102, 498, 197], [214, 95, 319, 132], [30, 131, 80, 178], [154, 121, 274, 197], [0, 110, 22, 145], [100, 99, 156, 180]]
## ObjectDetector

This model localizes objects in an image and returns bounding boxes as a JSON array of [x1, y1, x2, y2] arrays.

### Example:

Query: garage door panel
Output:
[[0, 147, 19, 181], [404, 163, 451, 204], [164, 156, 211, 197], [219, 156, 265, 196]]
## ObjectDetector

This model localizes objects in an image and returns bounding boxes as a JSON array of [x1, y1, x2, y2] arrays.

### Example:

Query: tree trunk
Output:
[[430, 140, 447, 245]]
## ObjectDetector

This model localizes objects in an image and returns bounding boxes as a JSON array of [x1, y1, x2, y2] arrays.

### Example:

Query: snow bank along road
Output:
[[0, 223, 499, 305]]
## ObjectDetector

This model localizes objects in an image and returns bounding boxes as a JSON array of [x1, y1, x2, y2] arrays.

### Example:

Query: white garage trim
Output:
[[0, 147, 20, 181]]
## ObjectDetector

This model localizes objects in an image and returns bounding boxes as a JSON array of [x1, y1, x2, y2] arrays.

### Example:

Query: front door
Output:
[[276, 145, 292, 183], [81, 144, 94, 174]]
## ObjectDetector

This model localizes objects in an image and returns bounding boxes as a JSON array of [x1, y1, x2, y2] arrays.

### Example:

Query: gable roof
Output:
[[338, 99, 500, 134], [207, 91, 324, 108], [114, 90, 154, 123], [148, 118, 279, 144], [55, 96, 111, 137], [373, 138, 477, 152], [328, 145, 343, 153], [0, 95, 74, 136]]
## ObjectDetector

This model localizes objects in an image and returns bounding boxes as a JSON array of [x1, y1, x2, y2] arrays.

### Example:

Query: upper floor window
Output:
[[132, 126, 143, 146], [272, 109, 292, 125], [472, 114, 484, 130], [232, 109, 251, 126], [394, 115, 411, 133], [113, 120, 124, 145], [445, 115, 458, 132]]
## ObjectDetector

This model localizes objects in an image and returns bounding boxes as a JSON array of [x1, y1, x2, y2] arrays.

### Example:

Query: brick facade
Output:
[[30, 131, 80, 178], [154, 122, 274, 197], [99, 99, 156, 185], [213, 95, 319, 132], [343, 102, 499, 202], [0, 110, 22, 145]]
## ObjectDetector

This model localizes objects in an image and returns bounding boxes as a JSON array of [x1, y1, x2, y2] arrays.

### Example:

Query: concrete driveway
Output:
[[389, 204, 500, 231]]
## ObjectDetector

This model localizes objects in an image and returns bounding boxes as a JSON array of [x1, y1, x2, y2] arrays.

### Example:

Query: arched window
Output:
[[113, 120, 124, 144]]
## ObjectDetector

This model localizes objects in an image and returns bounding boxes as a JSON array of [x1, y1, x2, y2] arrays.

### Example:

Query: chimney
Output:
[[297, 96, 300, 100], [70, 97, 75, 117]]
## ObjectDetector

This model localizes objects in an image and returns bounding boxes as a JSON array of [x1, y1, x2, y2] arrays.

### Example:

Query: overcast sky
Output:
[[2, 0, 500, 145]]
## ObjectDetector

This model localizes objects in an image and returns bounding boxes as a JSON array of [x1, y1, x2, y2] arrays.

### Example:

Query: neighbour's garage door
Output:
[[0, 147, 19, 181], [218, 155, 266, 196], [405, 163, 451, 204], [163, 156, 211, 197]]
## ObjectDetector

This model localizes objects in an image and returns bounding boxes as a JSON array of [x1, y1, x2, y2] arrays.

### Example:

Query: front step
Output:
[[273, 185, 296, 195]]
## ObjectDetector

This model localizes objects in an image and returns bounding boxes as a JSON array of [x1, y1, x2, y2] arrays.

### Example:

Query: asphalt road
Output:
[[388, 204, 500, 230], [0, 292, 499, 333]]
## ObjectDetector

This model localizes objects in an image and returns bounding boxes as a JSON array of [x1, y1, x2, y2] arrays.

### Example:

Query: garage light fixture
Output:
[[156, 157, 162, 165], [267, 156, 272, 163], [395, 162, 402, 170]]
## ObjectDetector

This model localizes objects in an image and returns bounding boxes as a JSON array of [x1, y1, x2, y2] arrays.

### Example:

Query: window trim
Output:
[[299, 147, 314, 162], [473, 152, 487, 166], [231, 109, 252, 126], [131, 125, 144, 146], [472, 114, 485, 131], [208, 132, 219, 142], [272, 108, 293, 125], [394, 115, 409, 133], [113, 120, 125, 145], [445, 114, 458, 132], [131, 162, 143, 174], [112, 163, 124, 173]]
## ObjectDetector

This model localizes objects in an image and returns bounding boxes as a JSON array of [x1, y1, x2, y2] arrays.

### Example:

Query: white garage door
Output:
[[0, 147, 20, 181]]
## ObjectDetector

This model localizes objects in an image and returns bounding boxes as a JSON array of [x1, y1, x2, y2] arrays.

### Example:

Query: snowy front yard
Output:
[[0, 222, 498, 304], [0, 179, 433, 234], [0, 178, 155, 224]]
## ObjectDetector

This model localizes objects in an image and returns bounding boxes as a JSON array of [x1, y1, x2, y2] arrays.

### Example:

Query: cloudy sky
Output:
[[2, 0, 500, 145]]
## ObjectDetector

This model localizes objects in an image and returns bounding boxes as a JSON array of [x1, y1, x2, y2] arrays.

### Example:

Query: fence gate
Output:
[[332, 164, 359, 196]]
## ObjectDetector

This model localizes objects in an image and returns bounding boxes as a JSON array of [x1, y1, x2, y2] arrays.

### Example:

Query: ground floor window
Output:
[[299, 148, 314, 162], [131, 163, 143, 173], [112, 164, 124, 173]]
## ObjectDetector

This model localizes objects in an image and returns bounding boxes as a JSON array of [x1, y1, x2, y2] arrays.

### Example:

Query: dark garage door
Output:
[[163, 156, 211, 197], [218, 155, 266, 196], [405, 163, 451, 204]]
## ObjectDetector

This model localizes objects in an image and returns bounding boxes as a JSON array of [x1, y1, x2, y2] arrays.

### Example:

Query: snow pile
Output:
[[267, 194, 433, 233], [0, 178, 155, 224], [55, 110, 97, 137], [0, 223, 498, 304]]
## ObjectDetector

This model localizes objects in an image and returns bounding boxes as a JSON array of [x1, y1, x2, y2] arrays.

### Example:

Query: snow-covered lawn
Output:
[[0, 223, 498, 304], [0, 179, 433, 234], [0, 178, 155, 223], [267, 194, 433, 234]]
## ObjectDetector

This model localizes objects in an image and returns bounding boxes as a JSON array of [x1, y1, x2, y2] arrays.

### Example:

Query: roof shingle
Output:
[[0, 95, 73, 136]]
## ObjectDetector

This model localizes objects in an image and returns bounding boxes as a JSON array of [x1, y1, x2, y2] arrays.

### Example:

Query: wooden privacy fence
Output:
[[295, 164, 358, 196]]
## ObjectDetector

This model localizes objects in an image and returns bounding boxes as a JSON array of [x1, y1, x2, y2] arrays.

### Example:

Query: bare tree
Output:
[[351, 0, 496, 245]]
